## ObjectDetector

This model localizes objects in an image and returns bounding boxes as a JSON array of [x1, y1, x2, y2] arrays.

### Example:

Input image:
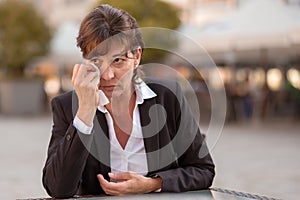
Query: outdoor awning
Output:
[[177, 0, 300, 65]]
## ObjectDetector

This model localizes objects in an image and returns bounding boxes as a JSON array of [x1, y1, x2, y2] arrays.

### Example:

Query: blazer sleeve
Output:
[[154, 82, 215, 192], [42, 95, 93, 198]]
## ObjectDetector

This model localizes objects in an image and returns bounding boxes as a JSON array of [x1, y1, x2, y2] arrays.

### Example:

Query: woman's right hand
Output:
[[72, 63, 100, 126]]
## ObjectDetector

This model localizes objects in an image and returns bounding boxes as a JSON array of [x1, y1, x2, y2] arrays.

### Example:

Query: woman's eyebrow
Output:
[[87, 49, 127, 61], [112, 50, 127, 58]]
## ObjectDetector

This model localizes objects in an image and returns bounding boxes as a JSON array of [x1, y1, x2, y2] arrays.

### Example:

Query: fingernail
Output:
[[108, 172, 114, 177]]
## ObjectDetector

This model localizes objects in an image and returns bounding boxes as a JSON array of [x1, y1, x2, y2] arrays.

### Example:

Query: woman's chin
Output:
[[103, 89, 122, 99]]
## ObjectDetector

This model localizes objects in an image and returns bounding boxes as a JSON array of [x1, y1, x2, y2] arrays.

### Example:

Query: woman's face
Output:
[[87, 42, 141, 100]]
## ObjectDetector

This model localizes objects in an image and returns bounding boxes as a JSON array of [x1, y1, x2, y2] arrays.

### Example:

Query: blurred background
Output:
[[0, 0, 299, 199]]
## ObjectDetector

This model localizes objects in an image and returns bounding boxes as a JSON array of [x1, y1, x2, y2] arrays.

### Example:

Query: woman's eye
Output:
[[90, 59, 102, 68], [114, 57, 124, 63], [92, 59, 100, 64]]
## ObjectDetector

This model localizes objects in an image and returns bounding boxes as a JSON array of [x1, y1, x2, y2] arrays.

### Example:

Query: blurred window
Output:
[[64, 0, 81, 5]]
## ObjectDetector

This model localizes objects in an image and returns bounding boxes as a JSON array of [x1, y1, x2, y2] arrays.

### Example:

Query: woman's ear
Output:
[[134, 47, 143, 67]]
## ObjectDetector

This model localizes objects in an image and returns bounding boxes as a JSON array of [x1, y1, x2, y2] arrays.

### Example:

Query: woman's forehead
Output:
[[87, 39, 127, 59], [107, 42, 127, 55]]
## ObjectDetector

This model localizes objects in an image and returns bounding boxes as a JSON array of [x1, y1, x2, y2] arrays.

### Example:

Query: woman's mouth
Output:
[[101, 85, 118, 92]]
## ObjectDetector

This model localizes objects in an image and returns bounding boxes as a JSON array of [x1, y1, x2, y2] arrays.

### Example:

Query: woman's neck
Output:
[[106, 87, 136, 118]]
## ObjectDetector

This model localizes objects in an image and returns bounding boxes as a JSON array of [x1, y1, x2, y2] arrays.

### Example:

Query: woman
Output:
[[42, 4, 215, 198]]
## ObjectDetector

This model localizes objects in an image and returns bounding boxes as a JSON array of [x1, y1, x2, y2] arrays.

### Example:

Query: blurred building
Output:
[[165, 0, 300, 26], [2, 0, 298, 120], [164, 0, 300, 121], [164, 0, 237, 26]]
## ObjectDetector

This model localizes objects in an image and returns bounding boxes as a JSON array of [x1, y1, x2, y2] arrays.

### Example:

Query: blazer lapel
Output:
[[93, 110, 111, 178], [139, 98, 161, 173]]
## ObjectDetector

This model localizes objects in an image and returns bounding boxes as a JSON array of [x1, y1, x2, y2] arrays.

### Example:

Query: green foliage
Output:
[[0, 0, 52, 77], [93, 0, 181, 63]]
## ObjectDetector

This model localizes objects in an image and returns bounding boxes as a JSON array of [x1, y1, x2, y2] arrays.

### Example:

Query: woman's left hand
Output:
[[97, 172, 162, 196]]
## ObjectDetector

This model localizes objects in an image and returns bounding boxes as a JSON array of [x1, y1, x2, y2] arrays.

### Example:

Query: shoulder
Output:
[[51, 90, 74, 105], [51, 91, 75, 121], [142, 78, 185, 110], [143, 77, 181, 96]]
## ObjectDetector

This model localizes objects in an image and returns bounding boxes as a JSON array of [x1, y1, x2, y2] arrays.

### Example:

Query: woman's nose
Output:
[[101, 65, 115, 80]]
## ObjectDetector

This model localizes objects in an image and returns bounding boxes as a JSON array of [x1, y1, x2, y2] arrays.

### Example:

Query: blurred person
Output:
[[42, 4, 215, 198]]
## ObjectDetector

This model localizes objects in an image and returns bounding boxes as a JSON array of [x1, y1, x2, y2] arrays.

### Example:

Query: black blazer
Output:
[[42, 79, 215, 198]]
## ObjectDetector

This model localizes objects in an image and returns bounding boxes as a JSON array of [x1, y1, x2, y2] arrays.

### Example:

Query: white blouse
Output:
[[73, 81, 157, 176]]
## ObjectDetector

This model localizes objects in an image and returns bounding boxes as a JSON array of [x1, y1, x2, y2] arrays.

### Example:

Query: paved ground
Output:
[[0, 115, 299, 200], [210, 118, 300, 200]]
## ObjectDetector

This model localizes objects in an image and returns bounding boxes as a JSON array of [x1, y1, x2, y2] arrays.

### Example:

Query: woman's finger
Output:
[[97, 174, 127, 195], [108, 172, 132, 181], [72, 64, 80, 84]]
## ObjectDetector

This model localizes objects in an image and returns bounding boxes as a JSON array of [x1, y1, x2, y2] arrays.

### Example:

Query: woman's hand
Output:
[[72, 64, 100, 126], [97, 172, 162, 196]]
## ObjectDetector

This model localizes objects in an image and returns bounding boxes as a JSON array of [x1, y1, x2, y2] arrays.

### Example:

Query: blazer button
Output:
[[66, 134, 71, 141]]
